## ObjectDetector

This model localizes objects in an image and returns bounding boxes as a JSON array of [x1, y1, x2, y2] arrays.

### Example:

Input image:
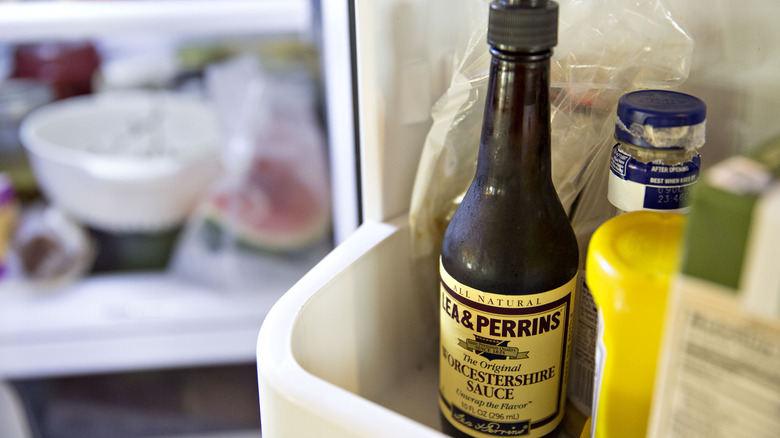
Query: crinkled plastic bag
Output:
[[409, 0, 694, 276], [170, 56, 332, 292]]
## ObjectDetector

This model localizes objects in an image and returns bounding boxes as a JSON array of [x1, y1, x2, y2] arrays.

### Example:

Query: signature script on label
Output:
[[453, 413, 530, 436]]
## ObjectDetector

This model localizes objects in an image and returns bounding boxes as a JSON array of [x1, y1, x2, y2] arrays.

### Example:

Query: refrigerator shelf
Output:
[[0, 261, 314, 380], [0, 0, 311, 43]]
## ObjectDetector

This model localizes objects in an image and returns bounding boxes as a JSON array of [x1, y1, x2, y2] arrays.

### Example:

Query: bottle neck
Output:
[[477, 48, 552, 186]]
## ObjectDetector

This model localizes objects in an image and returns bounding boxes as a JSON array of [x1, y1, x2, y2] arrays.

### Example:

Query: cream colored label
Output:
[[648, 277, 780, 438], [439, 261, 576, 437]]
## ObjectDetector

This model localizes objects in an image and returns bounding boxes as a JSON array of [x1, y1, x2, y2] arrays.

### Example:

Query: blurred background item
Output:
[[11, 41, 100, 100], [0, 79, 53, 199]]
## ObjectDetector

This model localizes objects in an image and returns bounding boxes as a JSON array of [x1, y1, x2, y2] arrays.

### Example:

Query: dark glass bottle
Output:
[[438, 1, 578, 437]]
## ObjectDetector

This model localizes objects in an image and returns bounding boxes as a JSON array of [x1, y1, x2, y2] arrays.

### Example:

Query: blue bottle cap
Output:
[[615, 90, 707, 149]]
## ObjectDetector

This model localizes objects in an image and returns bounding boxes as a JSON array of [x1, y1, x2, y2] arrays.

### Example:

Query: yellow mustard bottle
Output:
[[585, 211, 685, 437]]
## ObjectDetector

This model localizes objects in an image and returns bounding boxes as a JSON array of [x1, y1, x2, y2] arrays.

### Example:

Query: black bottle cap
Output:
[[487, 0, 559, 53]]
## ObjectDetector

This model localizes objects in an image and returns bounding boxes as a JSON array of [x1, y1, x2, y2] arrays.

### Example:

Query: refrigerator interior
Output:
[[258, 0, 780, 437], [0, 1, 357, 437], [0, 0, 778, 437]]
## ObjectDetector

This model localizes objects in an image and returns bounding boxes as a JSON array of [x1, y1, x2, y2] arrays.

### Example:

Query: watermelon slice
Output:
[[202, 157, 330, 254]]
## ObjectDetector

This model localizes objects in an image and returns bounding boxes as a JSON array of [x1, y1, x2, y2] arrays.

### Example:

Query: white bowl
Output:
[[20, 91, 222, 232]]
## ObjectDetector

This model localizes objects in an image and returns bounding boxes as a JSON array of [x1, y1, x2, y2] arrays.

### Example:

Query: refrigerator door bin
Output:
[[257, 216, 444, 437]]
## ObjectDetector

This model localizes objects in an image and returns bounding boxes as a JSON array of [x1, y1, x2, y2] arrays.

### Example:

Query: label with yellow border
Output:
[[439, 261, 576, 437]]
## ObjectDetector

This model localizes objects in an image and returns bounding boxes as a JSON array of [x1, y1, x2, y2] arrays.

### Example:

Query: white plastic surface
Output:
[[354, 0, 469, 223], [257, 217, 445, 438]]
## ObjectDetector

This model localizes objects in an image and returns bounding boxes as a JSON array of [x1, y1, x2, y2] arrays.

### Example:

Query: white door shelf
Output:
[[258, 216, 446, 438]]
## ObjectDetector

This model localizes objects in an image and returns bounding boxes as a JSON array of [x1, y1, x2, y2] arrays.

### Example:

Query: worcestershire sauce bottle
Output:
[[438, 1, 578, 437]]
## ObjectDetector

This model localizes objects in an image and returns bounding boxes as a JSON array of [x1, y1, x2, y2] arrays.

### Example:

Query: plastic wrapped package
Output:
[[410, 0, 693, 266], [408, 0, 694, 306], [7, 204, 95, 288], [170, 56, 332, 292]]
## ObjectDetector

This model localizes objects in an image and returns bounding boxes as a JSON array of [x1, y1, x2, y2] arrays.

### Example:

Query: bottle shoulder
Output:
[[441, 184, 579, 295]]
